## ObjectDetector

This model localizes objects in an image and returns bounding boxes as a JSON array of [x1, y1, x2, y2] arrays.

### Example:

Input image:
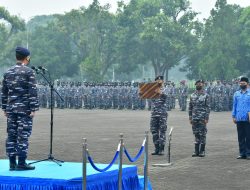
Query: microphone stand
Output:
[[29, 68, 64, 166]]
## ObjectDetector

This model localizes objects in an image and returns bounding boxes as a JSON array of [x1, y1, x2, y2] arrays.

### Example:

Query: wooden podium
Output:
[[139, 82, 162, 99]]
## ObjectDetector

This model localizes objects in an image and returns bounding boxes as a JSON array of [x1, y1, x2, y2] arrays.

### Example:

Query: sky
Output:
[[0, 0, 250, 22]]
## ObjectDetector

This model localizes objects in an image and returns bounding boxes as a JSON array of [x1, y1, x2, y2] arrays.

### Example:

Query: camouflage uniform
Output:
[[1, 62, 39, 160], [213, 82, 223, 112], [150, 87, 168, 154], [0, 81, 2, 108], [189, 89, 210, 156], [179, 82, 188, 111]]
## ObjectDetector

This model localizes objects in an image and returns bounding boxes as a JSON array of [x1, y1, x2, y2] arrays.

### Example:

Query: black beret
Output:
[[195, 79, 204, 85], [240, 77, 249, 83], [155, 75, 164, 81], [15, 46, 30, 57]]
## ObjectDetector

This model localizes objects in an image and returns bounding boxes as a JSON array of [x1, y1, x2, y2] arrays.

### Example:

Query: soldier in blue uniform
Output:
[[189, 80, 210, 157], [1, 47, 39, 170], [149, 76, 168, 156]]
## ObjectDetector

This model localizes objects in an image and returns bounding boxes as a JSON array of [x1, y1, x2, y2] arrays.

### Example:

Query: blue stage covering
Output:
[[0, 160, 151, 190]]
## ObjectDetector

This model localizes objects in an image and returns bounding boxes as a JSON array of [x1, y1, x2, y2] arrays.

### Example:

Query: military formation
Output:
[[24, 79, 239, 112], [0, 79, 241, 112], [35, 80, 186, 111]]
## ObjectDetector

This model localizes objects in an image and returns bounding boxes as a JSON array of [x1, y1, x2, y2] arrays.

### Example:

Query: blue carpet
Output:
[[138, 176, 153, 190], [0, 159, 149, 190]]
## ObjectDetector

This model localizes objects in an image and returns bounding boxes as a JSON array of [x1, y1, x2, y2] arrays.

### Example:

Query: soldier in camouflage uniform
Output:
[[223, 81, 230, 111], [118, 82, 125, 110], [1, 47, 39, 170], [0, 81, 2, 108], [112, 82, 119, 109], [214, 80, 223, 112], [165, 82, 172, 111], [179, 80, 188, 111], [171, 82, 176, 109], [131, 82, 139, 110], [189, 80, 210, 157], [149, 76, 168, 156]]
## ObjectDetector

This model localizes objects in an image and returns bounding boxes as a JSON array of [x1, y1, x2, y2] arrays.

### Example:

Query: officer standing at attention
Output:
[[1, 47, 39, 170], [150, 76, 168, 156], [189, 80, 210, 157], [232, 77, 250, 159]]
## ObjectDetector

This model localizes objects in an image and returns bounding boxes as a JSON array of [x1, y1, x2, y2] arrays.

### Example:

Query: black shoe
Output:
[[199, 151, 205, 157], [192, 152, 199, 157], [158, 145, 165, 156], [199, 144, 206, 157], [192, 144, 200, 157], [16, 163, 35, 171], [9, 156, 17, 171], [158, 151, 164, 156], [9, 163, 17, 171], [151, 144, 159, 155], [237, 155, 246, 159], [151, 151, 159, 155]]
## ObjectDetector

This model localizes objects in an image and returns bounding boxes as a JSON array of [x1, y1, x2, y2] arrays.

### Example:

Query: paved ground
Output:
[[0, 108, 249, 190]]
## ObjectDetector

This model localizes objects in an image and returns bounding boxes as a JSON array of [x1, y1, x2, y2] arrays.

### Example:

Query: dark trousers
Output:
[[236, 121, 250, 156], [6, 113, 33, 158], [150, 116, 167, 146]]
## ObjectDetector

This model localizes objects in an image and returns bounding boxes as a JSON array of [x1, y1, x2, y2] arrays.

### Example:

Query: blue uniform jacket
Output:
[[232, 88, 250, 122], [1, 63, 39, 114]]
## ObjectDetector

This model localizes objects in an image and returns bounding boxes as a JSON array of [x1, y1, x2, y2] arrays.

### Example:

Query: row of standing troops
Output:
[[0, 80, 239, 111], [205, 81, 239, 112], [36, 81, 185, 111]]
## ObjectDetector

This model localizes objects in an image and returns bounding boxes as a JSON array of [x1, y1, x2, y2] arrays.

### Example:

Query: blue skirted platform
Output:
[[0, 160, 152, 190]]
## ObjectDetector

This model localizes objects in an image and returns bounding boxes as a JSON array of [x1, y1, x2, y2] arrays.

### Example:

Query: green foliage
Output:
[[139, 0, 197, 79], [0, 6, 25, 36], [238, 6, 250, 77], [27, 15, 57, 32], [29, 22, 77, 79], [0, 6, 25, 68], [115, 0, 197, 80], [185, 0, 242, 80], [80, 56, 102, 81]]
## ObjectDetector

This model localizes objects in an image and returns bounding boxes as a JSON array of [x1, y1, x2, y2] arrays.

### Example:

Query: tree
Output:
[[28, 21, 77, 79], [185, 0, 242, 80], [238, 6, 250, 77], [0, 7, 26, 68], [55, 0, 117, 81], [115, 0, 198, 80], [0, 7, 25, 38], [141, 0, 198, 79]]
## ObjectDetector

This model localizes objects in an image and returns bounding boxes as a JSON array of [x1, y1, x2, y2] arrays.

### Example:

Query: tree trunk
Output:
[[152, 59, 159, 77]]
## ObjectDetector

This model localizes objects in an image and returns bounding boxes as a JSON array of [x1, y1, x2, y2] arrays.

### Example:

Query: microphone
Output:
[[31, 66, 39, 73], [38, 66, 48, 72]]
